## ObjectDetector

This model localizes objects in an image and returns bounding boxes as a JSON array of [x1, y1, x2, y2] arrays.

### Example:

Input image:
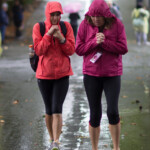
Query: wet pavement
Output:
[[0, 0, 150, 150]]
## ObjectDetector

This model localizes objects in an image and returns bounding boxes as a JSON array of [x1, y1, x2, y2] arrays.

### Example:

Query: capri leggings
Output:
[[37, 76, 69, 115], [84, 74, 121, 127]]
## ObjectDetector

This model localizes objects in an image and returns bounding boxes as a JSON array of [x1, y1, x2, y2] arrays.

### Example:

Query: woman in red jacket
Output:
[[32, 1, 75, 150], [75, 0, 128, 150]]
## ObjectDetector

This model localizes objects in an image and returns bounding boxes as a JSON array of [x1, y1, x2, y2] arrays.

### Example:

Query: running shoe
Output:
[[48, 140, 54, 150], [51, 142, 60, 150]]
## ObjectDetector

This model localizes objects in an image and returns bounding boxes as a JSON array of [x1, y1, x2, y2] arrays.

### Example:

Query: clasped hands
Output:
[[47, 25, 65, 42], [96, 32, 105, 44]]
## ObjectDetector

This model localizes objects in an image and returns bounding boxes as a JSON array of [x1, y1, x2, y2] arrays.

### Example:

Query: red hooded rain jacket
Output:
[[32, 1, 75, 79]]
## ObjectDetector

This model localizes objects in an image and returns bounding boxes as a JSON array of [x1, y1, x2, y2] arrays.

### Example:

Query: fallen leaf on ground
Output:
[[25, 99, 28, 102], [13, 100, 19, 104], [20, 43, 25, 46], [120, 120, 123, 124], [135, 55, 140, 59], [136, 77, 142, 80], [120, 116, 123, 119], [131, 123, 136, 125], [122, 95, 127, 98], [0, 120, 5, 123], [3, 46, 8, 50], [139, 134, 147, 137]]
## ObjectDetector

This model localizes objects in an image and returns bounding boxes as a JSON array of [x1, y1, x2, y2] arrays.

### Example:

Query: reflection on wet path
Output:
[[0, 0, 150, 149], [59, 54, 112, 149]]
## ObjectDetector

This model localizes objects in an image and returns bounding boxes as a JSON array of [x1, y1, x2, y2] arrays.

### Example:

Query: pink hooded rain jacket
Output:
[[75, 0, 128, 77]]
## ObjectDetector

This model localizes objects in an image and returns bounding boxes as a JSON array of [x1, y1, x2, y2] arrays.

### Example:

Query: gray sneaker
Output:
[[51, 142, 60, 150], [48, 141, 54, 150]]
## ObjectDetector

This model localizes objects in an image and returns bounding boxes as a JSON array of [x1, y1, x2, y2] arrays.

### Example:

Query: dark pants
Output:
[[84, 74, 121, 127], [16, 28, 22, 37], [37, 76, 69, 115], [14, 21, 22, 37], [0, 25, 6, 43], [71, 24, 78, 39]]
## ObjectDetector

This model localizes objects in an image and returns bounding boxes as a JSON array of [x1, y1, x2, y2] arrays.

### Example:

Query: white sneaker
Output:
[[144, 42, 150, 46], [137, 42, 141, 46]]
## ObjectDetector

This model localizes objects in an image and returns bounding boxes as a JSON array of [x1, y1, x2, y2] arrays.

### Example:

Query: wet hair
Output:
[[85, 15, 115, 29], [50, 11, 61, 16]]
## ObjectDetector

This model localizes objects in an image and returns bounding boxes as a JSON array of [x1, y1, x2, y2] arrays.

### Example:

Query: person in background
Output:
[[112, 2, 120, 11], [12, 0, 24, 39], [75, 0, 128, 150], [131, 3, 150, 45], [69, 12, 80, 39], [136, 0, 143, 6], [107, 0, 123, 21], [32, 1, 75, 150], [0, 2, 9, 45], [0, 31, 3, 56]]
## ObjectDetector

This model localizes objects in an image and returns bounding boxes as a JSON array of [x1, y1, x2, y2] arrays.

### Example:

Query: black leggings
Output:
[[37, 76, 69, 115], [84, 74, 121, 127]]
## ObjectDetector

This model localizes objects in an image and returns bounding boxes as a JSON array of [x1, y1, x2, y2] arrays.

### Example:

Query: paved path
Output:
[[0, 0, 150, 150]]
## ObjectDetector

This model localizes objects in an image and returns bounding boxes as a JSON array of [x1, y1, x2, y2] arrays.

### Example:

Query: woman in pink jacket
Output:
[[32, 1, 75, 150], [75, 0, 128, 150]]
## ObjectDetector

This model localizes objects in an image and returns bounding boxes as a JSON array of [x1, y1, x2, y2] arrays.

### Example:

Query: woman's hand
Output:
[[47, 25, 65, 42], [53, 29, 63, 39], [47, 25, 59, 35], [96, 33, 105, 44]]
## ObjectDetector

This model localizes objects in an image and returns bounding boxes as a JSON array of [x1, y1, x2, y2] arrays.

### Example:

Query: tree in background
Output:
[[0, 0, 35, 15]]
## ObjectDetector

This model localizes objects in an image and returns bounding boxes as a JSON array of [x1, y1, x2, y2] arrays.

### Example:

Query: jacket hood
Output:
[[45, 1, 63, 27], [86, 0, 114, 18]]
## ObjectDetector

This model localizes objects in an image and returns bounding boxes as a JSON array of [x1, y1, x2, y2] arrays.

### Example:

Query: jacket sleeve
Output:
[[32, 23, 52, 56], [75, 20, 98, 56], [131, 9, 137, 19], [101, 21, 128, 55], [141, 9, 150, 19], [59, 22, 75, 56]]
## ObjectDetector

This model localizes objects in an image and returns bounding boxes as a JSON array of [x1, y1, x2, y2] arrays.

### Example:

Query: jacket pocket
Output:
[[101, 52, 119, 73], [41, 56, 54, 77], [59, 56, 70, 74]]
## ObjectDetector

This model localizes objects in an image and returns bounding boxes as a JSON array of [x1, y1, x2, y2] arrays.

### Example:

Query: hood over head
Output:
[[86, 0, 114, 18], [2, 2, 8, 9], [45, 1, 63, 26]]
